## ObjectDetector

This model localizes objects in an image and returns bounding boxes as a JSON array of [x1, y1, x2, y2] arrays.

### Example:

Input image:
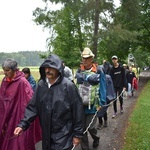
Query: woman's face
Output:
[[3, 67, 16, 79], [24, 73, 29, 79]]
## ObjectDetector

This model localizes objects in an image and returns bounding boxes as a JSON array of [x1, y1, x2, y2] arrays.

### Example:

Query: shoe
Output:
[[103, 121, 107, 127], [93, 138, 99, 148], [112, 113, 117, 118], [120, 107, 123, 114], [132, 92, 134, 96], [97, 124, 102, 130]]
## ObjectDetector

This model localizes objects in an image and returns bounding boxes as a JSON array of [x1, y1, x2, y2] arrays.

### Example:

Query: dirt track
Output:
[[36, 71, 150, 150], [97, 74, 150, 150]]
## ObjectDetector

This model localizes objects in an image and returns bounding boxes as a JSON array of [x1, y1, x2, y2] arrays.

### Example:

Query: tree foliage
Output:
[[33, 0, 150, 67], [0, 51, 46, 67]]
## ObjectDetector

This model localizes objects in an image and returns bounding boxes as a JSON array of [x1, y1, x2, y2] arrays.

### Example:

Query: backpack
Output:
[[77, 69, 99, 109], [76, 64, 115, 109], [96, 74, 116, 118], [105, 74, 116, 103]]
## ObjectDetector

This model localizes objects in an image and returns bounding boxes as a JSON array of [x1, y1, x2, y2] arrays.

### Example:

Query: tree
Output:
[[97, 0, 142, 62], [33, 0, 115, 66], [33, 0, 150, 67]]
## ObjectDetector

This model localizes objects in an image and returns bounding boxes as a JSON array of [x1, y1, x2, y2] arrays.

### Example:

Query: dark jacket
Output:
[[103, 61, 112, 75], [110, 64, 126, 89], [126, 71, 136, 84], [18, 54, 84, 150]]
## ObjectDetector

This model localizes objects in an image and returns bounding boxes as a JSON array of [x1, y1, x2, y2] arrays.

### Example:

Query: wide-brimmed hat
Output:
[[81, 47, 95, 58]]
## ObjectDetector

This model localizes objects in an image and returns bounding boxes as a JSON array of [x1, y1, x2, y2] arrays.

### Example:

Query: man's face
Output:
[[3, 67, 15, 79], [82, 57, 93, 68], [45, 67, 59, 79], [112, 58, 118, 64]]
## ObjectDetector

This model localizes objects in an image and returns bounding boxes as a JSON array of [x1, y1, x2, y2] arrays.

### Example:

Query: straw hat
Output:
[[81, 47, 95, 58]]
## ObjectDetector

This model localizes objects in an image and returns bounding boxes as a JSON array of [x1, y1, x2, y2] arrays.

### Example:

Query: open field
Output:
[[0, 66, 40, 83], [0, 66, 77, 84]]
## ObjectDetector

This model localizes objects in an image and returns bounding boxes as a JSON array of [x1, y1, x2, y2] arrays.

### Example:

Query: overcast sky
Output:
[[0, 0, 120, 53]]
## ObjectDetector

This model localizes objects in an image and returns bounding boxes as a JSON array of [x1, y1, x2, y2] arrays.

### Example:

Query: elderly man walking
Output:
[[14, 54, 84, 150], [76, 47, 101, 150]]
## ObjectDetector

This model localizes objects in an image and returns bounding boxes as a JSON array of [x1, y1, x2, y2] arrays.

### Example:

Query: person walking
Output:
[[126, 66, 136, 97], [0, 59, 40, 150], [22, 67, 42, 143], [123, 64, 129, 91], [97, 60, 112, 129], [110, 55, 126, 118], [75, 47, 101, 150], [14, 54, 84, 150], [62, 61, 74, 82], [102, 60, 112, 75], [123, 64, 129, 76], [22, 67, 36, 91]]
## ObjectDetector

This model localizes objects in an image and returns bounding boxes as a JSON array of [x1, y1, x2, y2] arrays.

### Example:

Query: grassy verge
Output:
[[123, 81, 150, 150]]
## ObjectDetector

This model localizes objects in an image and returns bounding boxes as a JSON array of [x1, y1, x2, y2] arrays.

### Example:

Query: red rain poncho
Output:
[[0, 71, 41, 150]]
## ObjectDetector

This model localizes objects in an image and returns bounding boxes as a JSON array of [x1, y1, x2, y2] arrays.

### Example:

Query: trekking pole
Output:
[[71, 89, 125, 150], [83, 110, 98, 134], [71, 110, 99, 150]]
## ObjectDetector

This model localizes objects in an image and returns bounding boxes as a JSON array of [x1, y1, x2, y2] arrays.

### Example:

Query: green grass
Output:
[[123, 81, 150, 150], [19, 66, 40, 81]]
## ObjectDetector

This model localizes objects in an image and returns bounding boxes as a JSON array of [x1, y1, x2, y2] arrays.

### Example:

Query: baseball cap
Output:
[[111, 55, 118, 59]]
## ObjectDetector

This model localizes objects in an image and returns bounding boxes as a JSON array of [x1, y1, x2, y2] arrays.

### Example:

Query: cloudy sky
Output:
[[0, 0, 120, 53]]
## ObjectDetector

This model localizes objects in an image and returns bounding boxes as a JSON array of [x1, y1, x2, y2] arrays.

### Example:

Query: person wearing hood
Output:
[[14, 54, 84, 150], [0, 59, 39, 150]]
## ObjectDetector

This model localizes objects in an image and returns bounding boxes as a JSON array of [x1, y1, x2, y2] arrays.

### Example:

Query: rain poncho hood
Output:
[[39, 54, 64, 81], [18, 54, 84, 150]]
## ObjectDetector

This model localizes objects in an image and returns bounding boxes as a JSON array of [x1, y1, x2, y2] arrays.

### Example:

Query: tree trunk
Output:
[[92, 0, 100, 59]]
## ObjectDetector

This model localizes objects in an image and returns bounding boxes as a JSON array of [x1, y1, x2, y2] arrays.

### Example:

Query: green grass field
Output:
[[123, 81, 150, 150]]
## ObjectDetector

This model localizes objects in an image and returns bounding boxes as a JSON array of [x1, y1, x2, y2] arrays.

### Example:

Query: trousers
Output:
[[80, 114, 100, 150]]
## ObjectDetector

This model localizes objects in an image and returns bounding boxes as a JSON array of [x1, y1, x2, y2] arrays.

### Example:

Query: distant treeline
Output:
[[0, 51, 47, 66]]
